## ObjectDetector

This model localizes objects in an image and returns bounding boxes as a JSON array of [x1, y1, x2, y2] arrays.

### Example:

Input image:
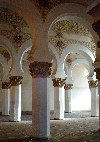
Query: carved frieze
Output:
[[9, 76, 23, 86], [88, 80, 98, 88], [29, 61, 52, 78], [64, 83, 73, 90], [52, 78, 66, 87], [2, 81, 11, 89]]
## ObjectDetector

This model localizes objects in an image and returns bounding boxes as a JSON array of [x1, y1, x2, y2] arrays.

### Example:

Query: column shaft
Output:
[[65, 89, 71, 113], [91, 87, 98, 116], [29, 61, 52, 138], [10, 85, 21, 121], [54, 87, 64, 119], [98, 81, 100, 129], [32, 78, 50, 138], [2, 89, 10, 115]]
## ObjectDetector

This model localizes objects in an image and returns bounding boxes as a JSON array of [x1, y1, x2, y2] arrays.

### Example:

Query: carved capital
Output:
[[29, 61, 52, 78], [64, 83, 73, 90], [52, 78, 66, 87], [94, 68, 100, 81], [2, 82, 11, 89], [9, 76, 23, 86], [88, 80, 98, 88]]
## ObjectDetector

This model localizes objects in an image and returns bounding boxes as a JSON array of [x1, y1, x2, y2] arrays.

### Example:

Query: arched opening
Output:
[[71, 64, 91, 117]]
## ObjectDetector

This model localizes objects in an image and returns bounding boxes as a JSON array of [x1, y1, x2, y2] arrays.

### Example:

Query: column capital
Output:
[[9, 76, 23, 86], [94, 68, 100, 81], [29, 61, 52, 78], [88, 80, 98, 88], [2, 81, 11, 89], [52, 78, 66, 87], [64, 83, 73, 90]]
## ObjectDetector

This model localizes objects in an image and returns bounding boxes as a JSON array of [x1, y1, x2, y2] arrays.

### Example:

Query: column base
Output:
[[32, 137, 49, 140], [54, 118, 63, 120]]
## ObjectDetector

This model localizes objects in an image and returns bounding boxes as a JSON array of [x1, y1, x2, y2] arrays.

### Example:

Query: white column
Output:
[[32, 78, 50, 138], [29, 61, 52, 138], [52, 78, 66, 120], [10, 85, 21, 121], [2, 89, 10, 115], [98, 80, 100, 130], [54, 86, 64, 119], [89, 80, 98, 116], [64, 84, 73, 113], [9, 76, 22, 122], [91, 87, 98, 116]]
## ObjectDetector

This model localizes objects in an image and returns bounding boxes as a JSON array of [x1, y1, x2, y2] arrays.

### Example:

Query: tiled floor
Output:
[[0, 112, 99, 142]]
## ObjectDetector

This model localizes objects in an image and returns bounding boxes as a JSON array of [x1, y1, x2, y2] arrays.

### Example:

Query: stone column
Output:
[[64, 83, 73, 113], [88, 80, 98, 116], [29, 61, 52, 138], [9, 76, 23, 121], [94, 68, 100, 130], [2, 82, 11, 115], [52, 78, 66, 120]]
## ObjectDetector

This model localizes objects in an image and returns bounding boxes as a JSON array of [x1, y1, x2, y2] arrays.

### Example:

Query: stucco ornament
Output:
[[88, 80, 98, 88], [49, 20, 96, 57], [2, 81, 11, 89], [64, 83, 73, 90], [52, 77, 67, 87], [9, 76, 23, 86], [29, 61, 52, 78]]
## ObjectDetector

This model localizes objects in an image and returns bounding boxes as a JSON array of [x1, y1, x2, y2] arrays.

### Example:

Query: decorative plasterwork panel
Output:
[[49, 20, 96, 57], [0, 8, 31, 52], [0, 47, 10, 61], [0, 8, 27, 27], [49, 36, 96, 56], [0, 30, 31, 51], [65, 53, 84, 65], [52, 20, 91, 37]]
